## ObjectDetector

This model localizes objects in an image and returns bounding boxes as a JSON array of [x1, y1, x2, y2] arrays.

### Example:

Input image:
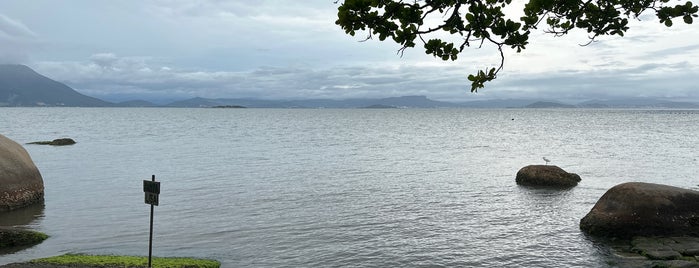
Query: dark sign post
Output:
[[143, 175, 160, 268]]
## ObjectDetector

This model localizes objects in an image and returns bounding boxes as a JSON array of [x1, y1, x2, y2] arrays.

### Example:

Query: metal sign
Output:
[[143, 180, 161, 194], [145, 192, 159, 206], [144, 175, 159, 268], [143, 180, 160, 205]]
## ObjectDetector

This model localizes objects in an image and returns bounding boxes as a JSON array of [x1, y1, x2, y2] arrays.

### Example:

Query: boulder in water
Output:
[[580, 182, 699, 237], [515, 165, 581, 188]]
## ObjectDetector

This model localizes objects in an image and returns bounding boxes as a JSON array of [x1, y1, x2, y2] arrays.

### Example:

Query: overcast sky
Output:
[[1, 1, 698, 103]]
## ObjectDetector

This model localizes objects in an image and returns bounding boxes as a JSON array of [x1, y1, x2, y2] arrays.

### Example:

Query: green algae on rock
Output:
[[0, 228, 48, 248], [31, 254, 221, 268]]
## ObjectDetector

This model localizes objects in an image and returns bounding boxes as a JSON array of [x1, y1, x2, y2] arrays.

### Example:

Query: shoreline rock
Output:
[[0, 134, 44, 211], [605, 236, 699, 267], [515, 165, 581, 188], [580, 182, 699, 238]]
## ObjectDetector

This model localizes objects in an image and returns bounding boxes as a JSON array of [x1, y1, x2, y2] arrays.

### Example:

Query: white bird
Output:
[[543, 157, 551, 165]]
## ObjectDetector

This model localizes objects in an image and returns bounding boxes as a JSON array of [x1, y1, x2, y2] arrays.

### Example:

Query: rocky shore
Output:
[[610, 236, 699, 267]]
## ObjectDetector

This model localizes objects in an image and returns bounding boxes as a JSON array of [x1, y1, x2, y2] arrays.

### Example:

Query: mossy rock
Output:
[[27, 138, 76, 146], [0, 228, 48, 248], [30, 254, 220, 268]]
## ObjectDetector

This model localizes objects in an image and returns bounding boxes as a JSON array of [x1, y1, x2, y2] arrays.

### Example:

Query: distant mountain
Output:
[[371, 95, 459, 108], [165, 95, 459, 108], [577, 99, 699, 109], [456, 99, 543, 108], [525, 101, 576, 108], [3, 65, 698, 109], [0, 64, 112, 107], [163, 96, 699, 109]]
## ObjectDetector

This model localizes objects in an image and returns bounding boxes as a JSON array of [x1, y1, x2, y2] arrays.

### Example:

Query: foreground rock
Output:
[[0, 227, 48, 249], [0, 134, 44, 211], [607, 236, 699, 267], [515, 165, 581, 188], [580, 182, 699, 237], [27, 138, 75, 146]]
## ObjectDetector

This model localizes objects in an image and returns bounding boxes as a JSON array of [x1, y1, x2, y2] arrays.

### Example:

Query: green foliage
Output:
[[31, 254, 221, 268], [335, 0, 698, 92]]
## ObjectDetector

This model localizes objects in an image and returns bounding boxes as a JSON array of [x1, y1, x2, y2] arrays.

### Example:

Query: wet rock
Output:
[[580, 182, 699, 237], [658, 260, 699, 268], [0, 134, 44, 211], [515, 165, 581, 188], [642, 250, 682, 260], [0, 227, 48, 249], [27, 138, 75, 146], [609, 237, 699, 267]]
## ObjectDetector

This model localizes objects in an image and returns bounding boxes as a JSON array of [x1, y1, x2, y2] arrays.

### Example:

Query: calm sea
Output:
[[1, 108, 698, 267]]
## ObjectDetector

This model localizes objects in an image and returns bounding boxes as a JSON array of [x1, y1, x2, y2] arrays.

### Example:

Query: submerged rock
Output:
[[580, 182, 699, 237], [0, 227, 48, 249], [27, 138, 75, 146], [0, 134, 44, 211], [515, 165, 581, 188]]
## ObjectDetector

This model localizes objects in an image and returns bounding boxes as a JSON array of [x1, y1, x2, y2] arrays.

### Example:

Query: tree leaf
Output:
[[684, 15, 694, 24]]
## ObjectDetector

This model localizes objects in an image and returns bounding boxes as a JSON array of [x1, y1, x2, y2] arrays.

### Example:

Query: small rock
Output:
[[0, 227, 48, 248], [48, 138, 75, 146], [28, 138, 76, 146], [515, 165, 581, 188]]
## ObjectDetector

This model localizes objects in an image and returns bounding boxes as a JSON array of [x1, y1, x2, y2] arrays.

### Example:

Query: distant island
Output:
[[362, 104, 397, 109], [2, 64, 699, 109], [212, 105, 246, 108]]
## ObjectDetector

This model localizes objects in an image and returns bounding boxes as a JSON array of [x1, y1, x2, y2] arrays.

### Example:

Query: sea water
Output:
[[1, 108, 698, 267]]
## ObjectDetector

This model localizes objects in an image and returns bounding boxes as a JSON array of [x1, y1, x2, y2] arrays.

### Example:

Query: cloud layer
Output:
[[0, 0, 697, 103]]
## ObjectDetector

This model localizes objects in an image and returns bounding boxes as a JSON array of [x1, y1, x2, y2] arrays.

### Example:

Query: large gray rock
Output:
[[0, 134, 44, 211], [580, 182, 699, 237], [515, 165, 581, 188]]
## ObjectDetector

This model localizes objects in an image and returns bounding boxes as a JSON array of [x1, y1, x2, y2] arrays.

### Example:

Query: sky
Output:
[[0, 0, 698, 104]]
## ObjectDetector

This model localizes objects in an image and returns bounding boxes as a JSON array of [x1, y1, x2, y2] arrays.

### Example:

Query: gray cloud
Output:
[[3, 1, 698, 103], [0, 14, 36, 38], [0, 14, 37, 63], [31, 52, 699, 104]]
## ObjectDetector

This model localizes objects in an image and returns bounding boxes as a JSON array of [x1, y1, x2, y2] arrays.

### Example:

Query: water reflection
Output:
[[0, 203, 45, 227], [515, 185, 576, 207]]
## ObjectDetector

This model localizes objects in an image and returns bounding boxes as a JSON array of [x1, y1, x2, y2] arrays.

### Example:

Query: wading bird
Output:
[[543, 157, 550, 165]]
